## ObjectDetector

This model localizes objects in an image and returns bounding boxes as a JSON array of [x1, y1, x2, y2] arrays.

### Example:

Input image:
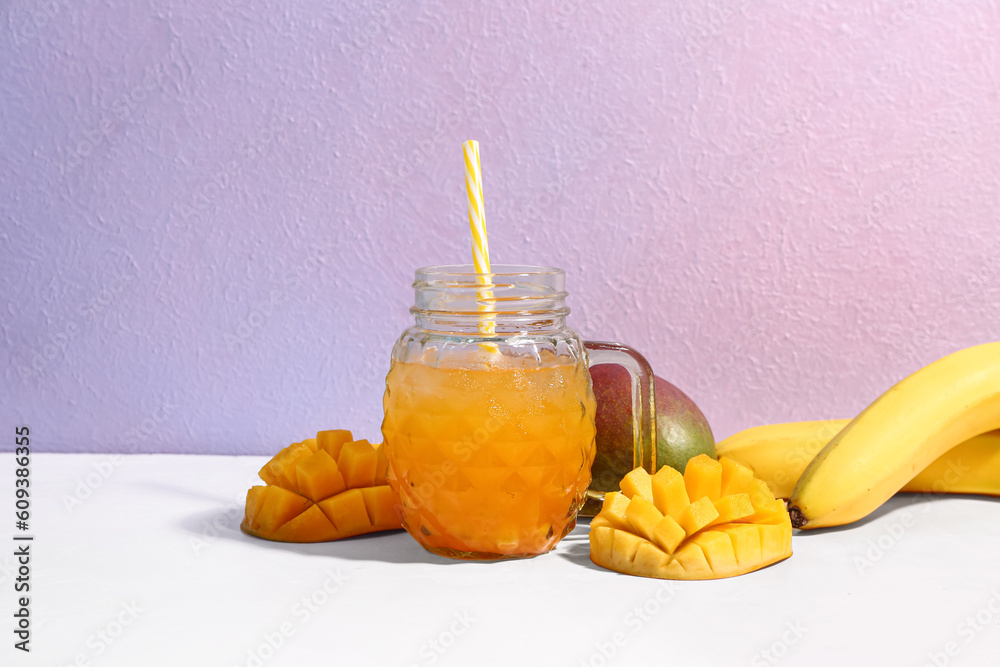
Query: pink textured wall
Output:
[[3, 1, 998, 454]]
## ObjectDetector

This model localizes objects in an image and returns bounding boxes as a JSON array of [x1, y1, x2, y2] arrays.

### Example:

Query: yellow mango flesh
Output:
[[599, 491, 632, 530], [590, 454, 792, 580], [374, 443, 388, 483], [271, 504, 339, 543], [673, 541, 711, 576], [651, 514, 686, 555], [631, 541, 674, 578], [620, 467, 653, 501], [337, 439, 378, 489], [726, 523, 763, 568], [708, 493, 755, 526], [684, 455, 722, 501], [678, 496, 719, 535], [295, 450, 347, 502], [317, 429, 354, 459], [624, 495, 664, 544], [720, 456, 754, 496], [691, 530, 739, 572], [651, 465, 690, 523], [318, 488, 371, 536], [243, 485, 312, 534], [360, 485, 400, 530], [258, 442, 313, 490], [242, 431, 402, 543]]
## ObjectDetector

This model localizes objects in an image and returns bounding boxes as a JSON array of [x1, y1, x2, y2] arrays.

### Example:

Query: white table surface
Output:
[[2, 453, 999, 666]]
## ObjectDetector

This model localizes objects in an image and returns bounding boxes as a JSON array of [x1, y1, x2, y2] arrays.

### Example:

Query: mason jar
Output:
[[381, 265, 653, 560]]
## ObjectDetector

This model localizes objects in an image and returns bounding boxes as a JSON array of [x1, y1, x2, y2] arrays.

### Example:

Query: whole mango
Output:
[[589, 364, 716, 493]]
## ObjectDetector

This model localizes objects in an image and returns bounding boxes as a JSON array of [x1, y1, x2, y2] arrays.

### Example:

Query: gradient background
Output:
[[3, 1, 998, 454]]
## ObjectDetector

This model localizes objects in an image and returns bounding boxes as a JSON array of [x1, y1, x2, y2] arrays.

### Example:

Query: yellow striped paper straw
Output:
[[463, 140, 495, 336]]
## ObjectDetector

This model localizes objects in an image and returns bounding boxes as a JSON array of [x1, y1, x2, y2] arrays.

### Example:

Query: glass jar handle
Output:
[[580, 341, 657, 516]]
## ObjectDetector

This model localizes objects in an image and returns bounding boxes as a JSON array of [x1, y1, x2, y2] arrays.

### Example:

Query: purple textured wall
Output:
[[3, 1, 998, 454]]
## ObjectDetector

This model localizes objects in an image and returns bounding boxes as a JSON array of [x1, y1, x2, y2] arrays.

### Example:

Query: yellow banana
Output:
[[718, 420, 1000, 500], [716, 420, 850, 498], [907, 433, 1000, 495], [787, 342, 1000, 529]]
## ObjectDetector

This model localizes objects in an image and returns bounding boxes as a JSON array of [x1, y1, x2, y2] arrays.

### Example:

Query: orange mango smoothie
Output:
[[382, 351, 597, 558]]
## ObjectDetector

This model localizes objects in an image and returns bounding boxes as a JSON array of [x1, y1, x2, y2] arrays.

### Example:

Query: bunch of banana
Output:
[[716, 342, 1000, 530]]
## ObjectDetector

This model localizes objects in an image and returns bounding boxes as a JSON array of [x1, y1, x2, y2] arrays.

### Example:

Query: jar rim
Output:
[[416, 264, 565, 279]]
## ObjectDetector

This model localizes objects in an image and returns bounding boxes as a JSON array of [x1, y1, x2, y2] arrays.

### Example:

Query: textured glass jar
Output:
[[381, 265, 652, 560]]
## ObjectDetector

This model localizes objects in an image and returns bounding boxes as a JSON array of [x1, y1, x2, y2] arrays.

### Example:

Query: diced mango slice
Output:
[[271, 504, 339, 543], [374, 442, 389, 484], [720, 456, 754, 495], [338, 439, 378, 488], [691, 530, 738, 573], [651, 465, 690, 522], [360, 485, 399, 530], [590, 525, 615, 562], [242, 429, 403, 543], [726, 523, 763, 568], [672, 541, 712, 578], [651, 514, 686, 555], [744, 498, 791, 526], [258, 442, 313, 491], [684, 454, 722, 501], [598, 491, 631, 530], [631, 541, 671, 578], [242, 486, 312, 535], [758, 523, 791, 561], [678, 496, 719, 535], [747, 477, 778, 505], [620, 467, 653, 502], [317, 429, 354, 460], [741, 480, 789, 525], [592, 526, 688, 580], [318, 488, 371, 537], [625, 495, 664, 544], [708, 492, 755, 527], [295, 450, 347, 502], [590, 456, 792, 580], [610, 527, 644, 570]]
